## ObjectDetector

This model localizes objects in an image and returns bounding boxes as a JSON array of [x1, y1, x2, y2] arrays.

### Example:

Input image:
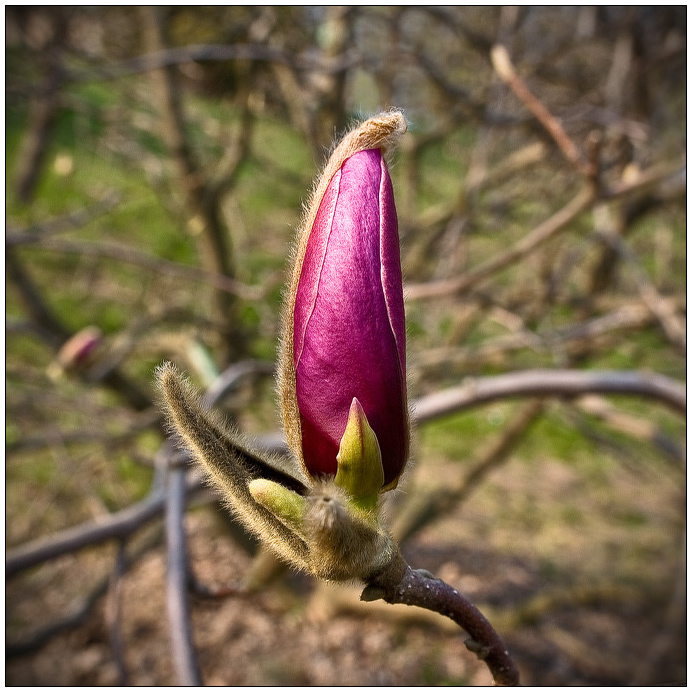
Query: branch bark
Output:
[[166, 465, 203, 686], [413, 369, 686, 422], [364, 555, 520, 686]]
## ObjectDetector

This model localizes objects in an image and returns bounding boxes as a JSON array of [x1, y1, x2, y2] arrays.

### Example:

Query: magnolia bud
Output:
[[279, 111, 410, 493], [56, 326, 102, 370]]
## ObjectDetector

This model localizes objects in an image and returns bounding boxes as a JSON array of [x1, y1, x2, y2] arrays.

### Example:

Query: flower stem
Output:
[[364, 555, 519, 686]]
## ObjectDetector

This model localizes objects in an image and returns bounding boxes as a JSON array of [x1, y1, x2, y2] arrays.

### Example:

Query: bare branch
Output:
[[575, 395, 685, 465], [6, 483, 170, 579], [364, 556, 520, 686], [394, 400, 545, 544], [105, 542, 130, 685], [7, 236, 265, 301], [166, 466, 203, 686], [413, 369, 686, 422], [491, 44, 590, 177], [6, 192, 121, 242], [6, 249, 153, 411], [406, 186, 595, 301], [69, 42, 358, 84], [6, 528, 162, 657], [5, 442, 286, 578], [592, 225, 686, 351]]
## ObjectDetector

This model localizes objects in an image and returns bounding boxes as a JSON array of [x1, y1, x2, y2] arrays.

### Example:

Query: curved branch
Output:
[[364, 556, 519, 686], [413, 369, 686, 422], [5, 432, 290, 577], [6, 529, 162, 657], [6, 484, 170, 579]]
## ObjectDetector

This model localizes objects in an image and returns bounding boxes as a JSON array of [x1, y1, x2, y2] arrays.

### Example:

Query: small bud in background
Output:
[[49, 326, 103, 379], [279, 111, 410, 494]]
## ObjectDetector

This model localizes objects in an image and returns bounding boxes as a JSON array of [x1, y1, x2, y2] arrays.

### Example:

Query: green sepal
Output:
[[334, 398, 384, 511], [249, 478, 308, 535]]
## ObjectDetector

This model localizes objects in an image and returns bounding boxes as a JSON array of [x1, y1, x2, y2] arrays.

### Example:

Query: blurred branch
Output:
[[406, 186, 595, 301], [6, 191, 121, 242], [5, 477, 177, 579], [6, 359, 287, 578], [410, 299, 684, 380], [575, 395, 685, 466], [413, 369, 686, 422], [6, 249, 71, 347], [105, 542, 130, 685], [7, 248, 152, 410], [7, 236, 265, 300], [70, 42, 358, 84], [166, 465, 203, 686], [491, 44, 591, 177], [394, 399, 545, 544], [6, 527, 162, 657], [591, 224, 686, 351], [6, 409, 160, 454], [140, 6, 241, 359], [13, 9, 68, 203], [406, 156, 683, 302]]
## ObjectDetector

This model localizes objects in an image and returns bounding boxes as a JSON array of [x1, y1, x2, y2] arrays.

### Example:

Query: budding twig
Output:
[[364, 557, 520, 686]]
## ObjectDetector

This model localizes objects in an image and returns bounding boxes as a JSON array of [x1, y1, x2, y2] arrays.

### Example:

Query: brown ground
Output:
[[6, 454, 686, 686]]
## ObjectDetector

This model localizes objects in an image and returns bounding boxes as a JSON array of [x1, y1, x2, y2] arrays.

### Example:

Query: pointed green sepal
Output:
[[249, 479, 308, 534], [334, 398, 384, 509]]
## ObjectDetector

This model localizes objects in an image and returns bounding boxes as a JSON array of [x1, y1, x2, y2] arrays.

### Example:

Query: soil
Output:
[[6, 456, 686, 686]]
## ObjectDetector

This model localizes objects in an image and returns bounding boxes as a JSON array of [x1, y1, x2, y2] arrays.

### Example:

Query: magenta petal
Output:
[[293, 148, 408, 487]]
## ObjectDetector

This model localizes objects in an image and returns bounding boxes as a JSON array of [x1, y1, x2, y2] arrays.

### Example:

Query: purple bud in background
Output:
[[292, 147, 409, 489]]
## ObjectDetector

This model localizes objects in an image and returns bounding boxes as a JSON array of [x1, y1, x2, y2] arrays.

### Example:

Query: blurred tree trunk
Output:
[[314, 6, 354, 145], [140, 6, 242, 363], [13, 8, 68, 203]]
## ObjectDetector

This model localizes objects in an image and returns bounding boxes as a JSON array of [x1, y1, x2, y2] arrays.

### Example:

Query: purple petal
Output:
[[294, 148, 408, 486]]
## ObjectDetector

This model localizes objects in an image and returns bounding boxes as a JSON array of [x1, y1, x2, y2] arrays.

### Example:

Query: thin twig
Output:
[[6, 528, 163, 657], [394, 400, 545, 544], [592, 227, 686, 351], [68, 42, 358, 84], [6, 248, 153, 411], [7, 236, 264, 301], [405, 156, 683, 302], [575, 395, 685, 466], [5, 472, 189, 578], [491, 44, 590, 177], [410, 299, 684, 379], [406, 186, 595, 301], [6, 192, 120, 243], [5, 443, 287, 579]]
